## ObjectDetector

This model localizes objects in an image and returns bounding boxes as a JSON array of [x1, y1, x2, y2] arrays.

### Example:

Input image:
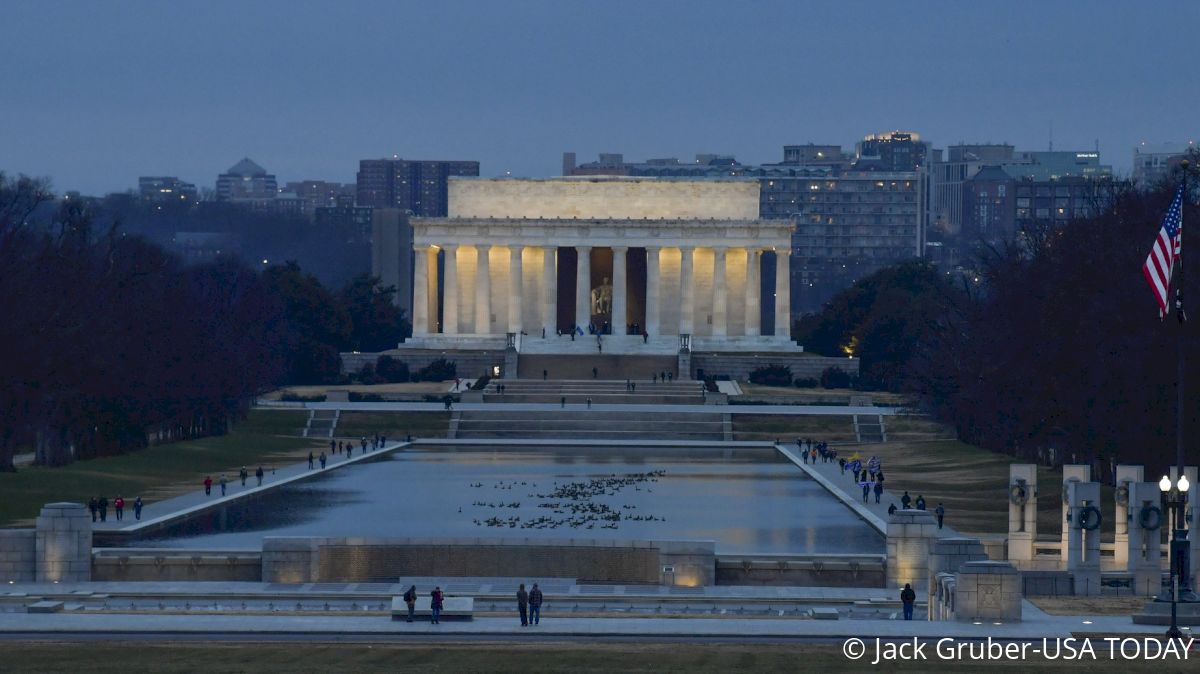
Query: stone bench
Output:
[[390, 595, 474, 621], [26, 600, 64, 614]]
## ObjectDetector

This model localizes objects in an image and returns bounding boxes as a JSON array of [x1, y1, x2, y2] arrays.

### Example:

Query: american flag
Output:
[[1142, 185, 1184, 316]]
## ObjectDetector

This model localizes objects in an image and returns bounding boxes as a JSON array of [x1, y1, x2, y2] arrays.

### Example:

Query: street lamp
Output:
[[1158, 473, 1193, 639]]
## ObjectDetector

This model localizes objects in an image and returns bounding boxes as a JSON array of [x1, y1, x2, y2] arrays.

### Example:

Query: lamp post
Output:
[[1159, 473, 1193, 639]]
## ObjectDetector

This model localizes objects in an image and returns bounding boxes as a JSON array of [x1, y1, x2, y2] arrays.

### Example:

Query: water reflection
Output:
[[139, 447, 883, 554]]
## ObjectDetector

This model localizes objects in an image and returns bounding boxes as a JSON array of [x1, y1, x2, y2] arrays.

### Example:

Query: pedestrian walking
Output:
[[517, 583, 529, 626], [900, 583, 916, 620], [402, 585, 417, 623], [873, 480, 883, 504], [319, 452, 327, 469], [935, 503, 945, 529], [542, 369, 548, 381], [114, 495, 125, 521], [99, 496, 108, 522], [560, 396, 565, 408], [592, 367, 598, 379], [308, 452, 315, 469], [802, 446, 808, 464], [330, 439, 335, 455], [239, 466, 248, 486], [900, 491, 912, 509], [887, 503, 897, 516], [360, 437, 367, 453], [586, 397, 592, 409], [255, 466, 264, 486], [203, 476, 212, 496], [861, 480, 870, 503], [219, 474, 228, 496], [133, 496, 143, 521], [528, 583, 543, 625], [653, 373, 658, 383], [88, 497, 98, 522], [430, 587, 444, 624], [915, 495, 926, 511]]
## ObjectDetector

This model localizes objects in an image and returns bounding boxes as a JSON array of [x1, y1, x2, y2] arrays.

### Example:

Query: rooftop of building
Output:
[[223, 158, 269, 177]]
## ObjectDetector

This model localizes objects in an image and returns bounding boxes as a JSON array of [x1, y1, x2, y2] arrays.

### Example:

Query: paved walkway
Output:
[[92, 441, 409, 533], [777, 443, 959, 538], [0, 607, 1180, 639], [262, 401, 902, 416]]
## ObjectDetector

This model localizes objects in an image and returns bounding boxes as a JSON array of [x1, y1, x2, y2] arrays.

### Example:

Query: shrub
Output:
[[375, 355, 410, 383], [748, 364, 793, 387], [819, 366, 854, 389], [348, 392, 383, 402], [471, 374, 492, 390], [794, 377, 819, 388], [355, 362, 385, 385], [280, 393, 326, 403], [414, 358, 457, 382]]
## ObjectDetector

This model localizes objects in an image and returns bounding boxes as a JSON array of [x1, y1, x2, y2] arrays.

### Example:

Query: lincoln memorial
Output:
[[404, 176, 799, 356]]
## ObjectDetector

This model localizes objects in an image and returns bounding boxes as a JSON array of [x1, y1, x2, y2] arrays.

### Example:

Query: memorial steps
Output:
[[454, 379, 727, 440], [516, 353, 682, 381]]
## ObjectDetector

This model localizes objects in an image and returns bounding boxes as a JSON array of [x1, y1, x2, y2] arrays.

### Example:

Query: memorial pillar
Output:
[[474, 245, 491, 334], [541, 246, 557, 336], [712, 247, 727, 337], [412, 245, 429, 337], [774, 248, 790, 338], [508, 245, 523, 333], [645, 246, 661, 336], [1113, 465, 1144, 569], [612, 246, 628, 333], [679, 246, 695, 334], [443, 244, 458, 335], [745, 248, 761, 337], [575, 246, 591, 331]]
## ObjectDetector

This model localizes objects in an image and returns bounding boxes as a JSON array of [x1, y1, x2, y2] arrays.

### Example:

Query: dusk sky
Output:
[[2, 0, 1196, 195]]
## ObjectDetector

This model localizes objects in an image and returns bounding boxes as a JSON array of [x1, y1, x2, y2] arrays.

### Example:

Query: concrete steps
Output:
[[455, 410, 727, 441], [485, 380, 705, 405], [853, 414, 886, 443], [517, 354, 681, 380], [303, 409, 340, 439]]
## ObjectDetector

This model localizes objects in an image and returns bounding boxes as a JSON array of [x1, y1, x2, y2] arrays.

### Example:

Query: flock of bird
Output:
[[468, 471, 667, 530]]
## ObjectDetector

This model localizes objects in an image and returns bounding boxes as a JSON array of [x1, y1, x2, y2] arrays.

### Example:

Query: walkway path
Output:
[[262, 401, 901, 416], [92, 440, 409, 533], [777, 443, 960, 538]]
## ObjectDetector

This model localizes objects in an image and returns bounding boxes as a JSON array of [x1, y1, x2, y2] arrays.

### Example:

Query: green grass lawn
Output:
[[335, 411, 450, 440], [0, 410, 322, 527], [732, 414, 857, 441], [0, 642, 1167, 674]]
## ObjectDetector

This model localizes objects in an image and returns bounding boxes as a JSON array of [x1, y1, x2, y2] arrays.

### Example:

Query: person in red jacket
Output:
[[113, 495, 125, 521], [203, 476, 213, 496]]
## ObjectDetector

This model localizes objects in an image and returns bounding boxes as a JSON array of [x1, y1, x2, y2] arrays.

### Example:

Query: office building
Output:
[[355, 158, 480, 216], [138, 176, 197, 204], [215, 158, 278, 207], [1133, 142, 1195, 187]]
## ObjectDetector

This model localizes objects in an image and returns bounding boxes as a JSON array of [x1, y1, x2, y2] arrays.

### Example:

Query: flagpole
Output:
[[1179, 160, 1188, 484]]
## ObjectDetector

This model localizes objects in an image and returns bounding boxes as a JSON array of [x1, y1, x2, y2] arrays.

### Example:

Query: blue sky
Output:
[[1, 0, 1195, 194]]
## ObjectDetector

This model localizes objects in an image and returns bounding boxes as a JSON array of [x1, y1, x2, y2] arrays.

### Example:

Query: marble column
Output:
[[679, 246, 695, 334], [508, 245, 523, 333], [575, 246, 591, 331], [474, 245, 490, 334], [612, 246, 627, 334], [645, 246, 660, 336], [774, 249, 790, 338], [745, 248, 761, 337], [542, 246, 557, 336], [443, 244, 458, 334], [412, 245, 429, 337], [712, 247, 727, 337]]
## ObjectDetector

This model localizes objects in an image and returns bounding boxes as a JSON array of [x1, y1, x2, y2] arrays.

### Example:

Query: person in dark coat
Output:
[[900, 491, 911, 509], [88, 497, 98, 522], [528, 583, 543, 625], [517, 583, 529, 626], [98, 496, 108, 522], [239, 466, 248, 486], [887, 503, 897, 516], [255, 466, 264, 486], [935, 503, 945, 529], [900, 583, 916, 620], [402, 585, 417, 623], [873, 480, 884, 504], [430, 587, 444, 624], [133, 496, 143, 521], [203, 476, 212, 496], [915, 495, 927, 510]]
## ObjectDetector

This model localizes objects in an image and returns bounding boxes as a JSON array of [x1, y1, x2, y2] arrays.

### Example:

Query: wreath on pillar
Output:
[[1076, 505, 1102, 531], [1009, 482, 1029, 506], [1138, 504, 1163, 531]]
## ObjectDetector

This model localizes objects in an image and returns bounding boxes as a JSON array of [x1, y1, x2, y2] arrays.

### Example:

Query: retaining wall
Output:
[[0, 529, 36, 582]]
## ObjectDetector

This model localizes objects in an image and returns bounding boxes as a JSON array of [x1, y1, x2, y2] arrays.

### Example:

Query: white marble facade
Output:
[[406, 176, 796, 353]]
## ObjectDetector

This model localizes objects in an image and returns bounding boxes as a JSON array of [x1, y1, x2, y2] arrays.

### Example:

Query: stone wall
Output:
[[887, 509, 938, 592], [691, 354, 859, 382], [262, 536, 714, 586], [92, 549, 262, 582], [0, 529, 36, 582], [716, 554, 886, 587], [35, 503, 91, 583], [954, 561, 1022, 622], [448, 177, 760, 221]]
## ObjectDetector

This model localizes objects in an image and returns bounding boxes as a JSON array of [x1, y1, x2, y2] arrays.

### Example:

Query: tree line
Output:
[[0, 174, 407, 472], [799, 166, 1200, 478]]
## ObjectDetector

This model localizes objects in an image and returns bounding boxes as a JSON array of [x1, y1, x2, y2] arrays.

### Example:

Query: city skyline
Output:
[[2, 1, 1197, 195]]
